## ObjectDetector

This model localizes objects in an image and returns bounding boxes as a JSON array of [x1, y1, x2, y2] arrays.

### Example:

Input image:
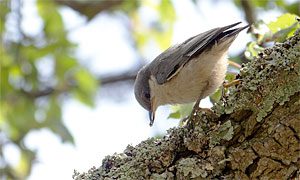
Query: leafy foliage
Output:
[[132, 0, 176, 52], [0, 0, 97, 178], [168, 103, 193, 119], [268, 13, 300, 41], [245, 13, 299, 60], [234, 0, 300, 16]]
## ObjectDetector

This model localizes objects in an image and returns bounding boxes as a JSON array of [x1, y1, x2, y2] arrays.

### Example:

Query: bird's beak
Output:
[[149, 111, 155, 126], [149, 97, 157, 126]]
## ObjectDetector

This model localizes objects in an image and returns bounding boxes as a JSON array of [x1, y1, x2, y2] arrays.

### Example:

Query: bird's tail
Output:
[[214, 23, 249, 50]]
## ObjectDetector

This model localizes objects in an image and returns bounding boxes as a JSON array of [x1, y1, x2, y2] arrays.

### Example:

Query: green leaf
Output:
[[55, 55, 78, 78], [168, 110, 181, 119], [6, 99, 38, 141], [134, 31, 149, 49], [210, 87, 222, 104], [268, 13, 300, 34], [274, 0, 286, 8], [285, 2, 300, 16], [0, 61, 14, 97], [168, 103, 193, 120], [17, 148, 35, 177], [272, 22, 299, 42], [0, 45, 14, 67], [225, 73, 236, 82], [122, 0, 140, 14], [0, 0, 10, 34], [72, 88, 95, 107], [44, 98, 62, 125], [168, 106, 181, 119], [37, 0, 65, 41], [49, 122, 74, 144], [250, 0, 270, 8], [21, 45, 54, 62], [45, 98, 74, 143], [73, 68, 98, 107], [75, 68, 98, 96], [245, 41, 264, 60], [154, 28, 173, 50], [210, 73, 238, 104], [158, 0, 176, 23], [266, 13, 300, 42]]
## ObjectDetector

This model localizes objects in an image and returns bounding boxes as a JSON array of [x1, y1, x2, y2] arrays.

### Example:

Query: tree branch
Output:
[[100, 69, 139, 85], [21, 67, 141, 98], [240, 0, 256, 25], [73, 29, 300, 179], [21, 87, 55, 98], [54, 0, 125, 19]]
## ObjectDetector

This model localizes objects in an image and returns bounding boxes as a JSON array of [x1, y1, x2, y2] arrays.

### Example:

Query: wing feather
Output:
[[149, 22, 246, 85]]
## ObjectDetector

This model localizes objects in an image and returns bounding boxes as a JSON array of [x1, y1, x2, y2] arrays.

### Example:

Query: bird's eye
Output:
[[144, 92, 150, 99]]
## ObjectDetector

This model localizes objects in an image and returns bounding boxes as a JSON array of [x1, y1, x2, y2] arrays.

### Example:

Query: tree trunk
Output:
[[73, 29, 300, 180]]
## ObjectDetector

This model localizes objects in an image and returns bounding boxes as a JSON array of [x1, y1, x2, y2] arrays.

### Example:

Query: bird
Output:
[[134, 22, 249, 126]]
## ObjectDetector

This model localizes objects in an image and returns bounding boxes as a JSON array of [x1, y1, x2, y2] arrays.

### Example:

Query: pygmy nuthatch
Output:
[[134, 22, 248, 126]]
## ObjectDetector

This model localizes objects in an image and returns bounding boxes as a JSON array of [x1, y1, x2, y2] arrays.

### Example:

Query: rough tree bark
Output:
[[73, 29, 300, 180]]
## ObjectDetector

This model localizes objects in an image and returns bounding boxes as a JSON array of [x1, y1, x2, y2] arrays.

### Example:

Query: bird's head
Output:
[[134, 67, 156, 126]]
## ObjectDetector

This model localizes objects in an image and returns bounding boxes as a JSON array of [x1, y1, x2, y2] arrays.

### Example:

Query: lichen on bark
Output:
[[73, 29, 300, 180]]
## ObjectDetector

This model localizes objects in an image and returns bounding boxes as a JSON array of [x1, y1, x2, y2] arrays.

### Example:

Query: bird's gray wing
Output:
[[150, 22, 245, 85]]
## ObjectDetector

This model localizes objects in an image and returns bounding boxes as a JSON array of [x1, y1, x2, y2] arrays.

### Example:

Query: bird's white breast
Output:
[[149, 44, 229, 106]]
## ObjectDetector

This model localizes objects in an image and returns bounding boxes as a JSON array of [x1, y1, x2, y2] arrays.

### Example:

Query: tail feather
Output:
[[216, 25, 249, 41]]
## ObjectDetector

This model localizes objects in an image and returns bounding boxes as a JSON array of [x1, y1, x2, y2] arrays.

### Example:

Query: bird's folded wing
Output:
[[150, 22, 243, 85]]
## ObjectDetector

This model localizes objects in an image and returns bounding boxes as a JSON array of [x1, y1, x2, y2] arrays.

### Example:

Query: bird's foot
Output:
[[228, 60, 241, 69], [221, 79, 242, 102], [223, 79, 241, 88]]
